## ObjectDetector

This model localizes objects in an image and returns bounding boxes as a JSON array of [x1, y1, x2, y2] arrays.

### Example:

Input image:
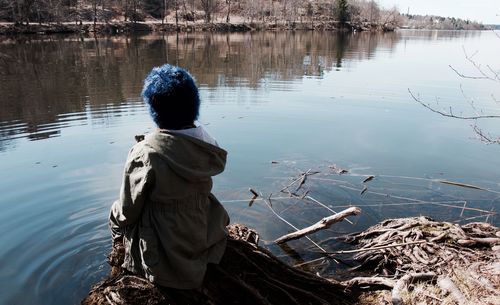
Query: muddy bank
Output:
[[82, 224, 354, 305], [0, 22, 145, 35], [0, 22, 258, 35], [81, 216, 499, 305]]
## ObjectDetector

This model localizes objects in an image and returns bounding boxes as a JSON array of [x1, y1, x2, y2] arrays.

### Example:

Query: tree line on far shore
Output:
[[0, 0, 487, 31]]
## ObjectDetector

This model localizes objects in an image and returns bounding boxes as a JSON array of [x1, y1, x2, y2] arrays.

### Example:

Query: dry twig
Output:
[[408, 89, 500, 120], [274, 207, 361, 244], [327, 240, 427, 255]]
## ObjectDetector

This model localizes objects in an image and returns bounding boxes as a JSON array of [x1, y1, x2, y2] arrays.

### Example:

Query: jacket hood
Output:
[[144, 130, 227, 182]]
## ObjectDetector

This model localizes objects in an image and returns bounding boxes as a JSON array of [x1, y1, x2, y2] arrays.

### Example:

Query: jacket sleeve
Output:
[[109, 146, 154, 235]]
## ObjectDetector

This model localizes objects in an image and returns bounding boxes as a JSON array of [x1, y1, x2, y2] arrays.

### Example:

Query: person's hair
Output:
[[142, 64, 200, 130]]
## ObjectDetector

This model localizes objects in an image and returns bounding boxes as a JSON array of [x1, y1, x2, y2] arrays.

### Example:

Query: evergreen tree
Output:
[[143, 0, 164, 19], [337, 0, 349, 25]]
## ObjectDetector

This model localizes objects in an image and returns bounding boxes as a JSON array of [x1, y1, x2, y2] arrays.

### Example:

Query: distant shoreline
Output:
[[0, 20, 493, 36], [0, 21, 398, 36]]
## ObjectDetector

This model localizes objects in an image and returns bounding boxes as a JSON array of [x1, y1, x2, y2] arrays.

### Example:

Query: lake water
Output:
[[0, 30, 499, 304]]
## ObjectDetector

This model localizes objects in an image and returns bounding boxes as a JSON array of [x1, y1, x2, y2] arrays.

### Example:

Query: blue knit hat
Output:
[[142, 64, 200, 130]]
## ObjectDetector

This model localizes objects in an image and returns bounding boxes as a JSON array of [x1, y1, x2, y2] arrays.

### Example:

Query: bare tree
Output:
[[240, 0, 263, 23], [200, 0, 217, 23], [336, 0, 349, 26], [123, 0, 130, 21], [410, 45, 500, 144], [351, 0, 380, 25], [305, 1, 313, 27], [225, 0, 230, 22], [162, 0, 166, 23], [93, 0, 97, 29], [287, 0, 301, 23], [174, 0, 178, 27], [0, 0, 482, 30]]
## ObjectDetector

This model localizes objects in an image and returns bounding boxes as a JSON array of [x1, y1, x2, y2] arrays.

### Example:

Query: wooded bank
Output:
[[0, 0, 487, 35], [0, 20, 385, 35]]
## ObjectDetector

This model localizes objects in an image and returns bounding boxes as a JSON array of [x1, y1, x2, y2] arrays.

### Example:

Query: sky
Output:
[[376, 0, 500, 24]]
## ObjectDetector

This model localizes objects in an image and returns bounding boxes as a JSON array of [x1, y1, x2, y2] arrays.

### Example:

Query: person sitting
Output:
[[109, 64, 230, 289]]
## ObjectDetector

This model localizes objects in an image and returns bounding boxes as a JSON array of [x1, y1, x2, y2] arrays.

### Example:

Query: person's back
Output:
[[109, 64, 230, 289]]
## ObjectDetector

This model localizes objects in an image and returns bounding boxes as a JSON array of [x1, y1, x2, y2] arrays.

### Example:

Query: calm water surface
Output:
[[0, 30, 499, 304]]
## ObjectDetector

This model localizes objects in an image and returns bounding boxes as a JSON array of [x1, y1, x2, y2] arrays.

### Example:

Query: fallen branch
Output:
[[305, 195, 354, 225], [293, 256, 327, 268], [249, 188, 259, 197], [280, 169, 320, 194], [468, 237, 500, 245], [274, 207, 361, 244], [341, 277, 395, 289], [280, 175, 305, 193], [437, 180, 486, 190], [259, 191, 328, 254], [248, 188, 259, 206], [327, 240, 427, 255], [362, 176, 375, 183]]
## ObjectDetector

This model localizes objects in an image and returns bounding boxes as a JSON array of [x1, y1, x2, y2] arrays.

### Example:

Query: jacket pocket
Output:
[[139, 228, 159, 267]]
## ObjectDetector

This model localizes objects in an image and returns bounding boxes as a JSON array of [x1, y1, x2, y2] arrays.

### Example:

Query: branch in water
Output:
[[408, 89, 500, 120], [449, 65, 490, 81], [456, 46, 500, 83], [472, 123, 500, 144], [274, 207, 361, 244]]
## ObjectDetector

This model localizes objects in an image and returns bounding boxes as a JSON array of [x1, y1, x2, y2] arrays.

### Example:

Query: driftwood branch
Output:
[[280, 169, 319, 195], [305, 195, 354, 225], [327, 240, 427, 255], [342, 277, 395, 289], [275, 207, 361, 244], [437, 179, 486, 190], [259, 191, 328, 253]]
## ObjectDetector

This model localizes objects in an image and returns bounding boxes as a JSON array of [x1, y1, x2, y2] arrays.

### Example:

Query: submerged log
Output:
[[82, 224, 354, 305]]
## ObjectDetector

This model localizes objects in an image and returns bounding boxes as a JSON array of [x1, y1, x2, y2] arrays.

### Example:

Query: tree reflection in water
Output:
[[0, 31, 405, 150]]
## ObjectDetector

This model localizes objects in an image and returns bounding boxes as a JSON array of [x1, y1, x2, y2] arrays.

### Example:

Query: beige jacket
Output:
[[109, 130, 229, 289]]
